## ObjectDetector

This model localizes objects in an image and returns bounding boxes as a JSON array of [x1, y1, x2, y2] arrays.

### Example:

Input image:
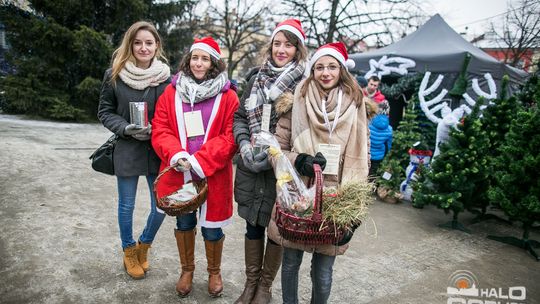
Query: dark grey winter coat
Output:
[[97, 69, 169, 176], [233, 75, 292, 227]]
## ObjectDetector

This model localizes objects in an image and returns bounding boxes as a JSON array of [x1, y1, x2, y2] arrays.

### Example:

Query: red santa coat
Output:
[[151, 84, 239, 228]]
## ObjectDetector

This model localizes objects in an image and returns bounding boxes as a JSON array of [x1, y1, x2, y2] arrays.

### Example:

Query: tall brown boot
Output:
[[123, 245, 145, 279], [204, 236, 224, 297], [234, 237, 264, 304], [175, 229, 196, 297], [251, 242, 283, 304], [136, 241, 151, 272]]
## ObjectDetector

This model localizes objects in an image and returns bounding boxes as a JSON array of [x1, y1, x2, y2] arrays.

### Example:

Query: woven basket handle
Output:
[[153, 164, 177, 190], [311, 164, 323, 221]]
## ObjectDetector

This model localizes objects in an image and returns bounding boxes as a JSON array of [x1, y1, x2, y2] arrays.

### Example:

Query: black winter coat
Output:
[[97, 69, 169, 176], [233, 74, 286, 227]]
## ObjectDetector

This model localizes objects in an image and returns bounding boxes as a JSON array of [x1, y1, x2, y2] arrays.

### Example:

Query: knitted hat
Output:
[[309, 42, 355, 70], [271, 19, 306, 45], [190, 36, 221, 60]]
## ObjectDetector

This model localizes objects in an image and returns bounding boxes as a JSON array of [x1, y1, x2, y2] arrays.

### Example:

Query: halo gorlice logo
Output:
[[446, 270, 527, 304]]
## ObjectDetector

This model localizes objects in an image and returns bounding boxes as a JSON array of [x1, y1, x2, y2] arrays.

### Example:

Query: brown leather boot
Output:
[[175, 229, 196, 297], [123, 245, 145, 279], [234, 237, 264, 304], [204, 236, 224, 297], [251, 242, 283, 304], [136, 241, 151, 272]]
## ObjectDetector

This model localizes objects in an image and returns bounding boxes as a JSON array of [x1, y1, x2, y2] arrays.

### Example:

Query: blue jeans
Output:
[[176, 211, 223, 241], [281, 247, 336, 304], [117, 175, 165, 249]]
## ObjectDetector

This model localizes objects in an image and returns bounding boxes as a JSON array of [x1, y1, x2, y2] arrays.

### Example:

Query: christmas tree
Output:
[[487, 106, 540, 260], [515, 74, 539, 108], [475, 76, 521, 219], [413, 100, 489, 232], [375, 100, 421, 201]]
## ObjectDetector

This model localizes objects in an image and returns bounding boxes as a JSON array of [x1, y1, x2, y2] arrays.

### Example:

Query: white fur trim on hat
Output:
[[271, 25, 305, 45], [190, 42, 221, 60]]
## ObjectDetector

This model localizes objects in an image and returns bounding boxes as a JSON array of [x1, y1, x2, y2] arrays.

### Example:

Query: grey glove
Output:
[[174, 158, 192, 172], [250, 150, 272, 173], [123, 124, 148, 136], [239, 140, 254, 165], [132, 133, 151, 141]]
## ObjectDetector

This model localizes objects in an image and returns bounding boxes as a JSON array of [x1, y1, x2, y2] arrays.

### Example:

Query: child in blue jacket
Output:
[[369, 114, 393, 180]]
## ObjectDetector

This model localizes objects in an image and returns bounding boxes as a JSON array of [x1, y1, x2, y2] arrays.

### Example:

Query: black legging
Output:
[[245, 221, 278, 245]]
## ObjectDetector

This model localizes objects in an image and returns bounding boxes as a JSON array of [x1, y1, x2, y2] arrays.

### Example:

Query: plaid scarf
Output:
[[246, 60, 305, 135]]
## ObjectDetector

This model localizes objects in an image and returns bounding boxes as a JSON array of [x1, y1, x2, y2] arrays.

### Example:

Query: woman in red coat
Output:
[[151, 37, 239, 298]]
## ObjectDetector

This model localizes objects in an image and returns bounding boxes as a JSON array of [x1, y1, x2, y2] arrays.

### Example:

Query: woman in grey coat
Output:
[[232, 19, 307, 304], [97, 21, 170, 280]]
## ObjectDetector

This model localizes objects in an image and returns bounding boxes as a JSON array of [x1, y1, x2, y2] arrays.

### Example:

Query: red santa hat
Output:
[[271, 19, 305, 45], [309, 42, 355, 70], [190, 36, 221, 60]]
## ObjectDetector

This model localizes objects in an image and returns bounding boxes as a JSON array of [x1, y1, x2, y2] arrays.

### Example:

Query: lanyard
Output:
[[321, 89, 342, 139], [187, 84, 198, 111]]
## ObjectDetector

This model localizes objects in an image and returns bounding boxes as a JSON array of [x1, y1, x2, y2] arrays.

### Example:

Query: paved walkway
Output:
[[0, 114, 538, 304]]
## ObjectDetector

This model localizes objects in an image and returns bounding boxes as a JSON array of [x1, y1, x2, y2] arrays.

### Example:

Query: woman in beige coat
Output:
[[268, 42, 369, 304]]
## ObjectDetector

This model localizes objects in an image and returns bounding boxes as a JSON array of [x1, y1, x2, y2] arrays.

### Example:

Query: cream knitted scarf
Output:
[[119, 58, 171, 90]]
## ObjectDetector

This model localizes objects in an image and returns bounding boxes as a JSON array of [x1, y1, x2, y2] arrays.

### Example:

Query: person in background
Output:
[[356, 75, 368, 89], [97, 21, 171, 280], [368, 114, 393, 181], [233, 19, 308, 304], [151, 36, 239, 298], [363, 75, 389, 115], [269, 42, 370, 304]]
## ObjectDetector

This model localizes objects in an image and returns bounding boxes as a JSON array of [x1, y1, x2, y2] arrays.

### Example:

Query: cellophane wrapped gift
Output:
[[253, 131, 315, 217]]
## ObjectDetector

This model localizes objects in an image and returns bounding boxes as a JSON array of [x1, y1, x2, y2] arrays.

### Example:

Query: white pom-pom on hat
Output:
[[346, 59, 355, 70]]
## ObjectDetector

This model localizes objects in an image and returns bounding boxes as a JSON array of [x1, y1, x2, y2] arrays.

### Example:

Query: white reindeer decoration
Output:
[[364, 55, 416, 80], [418, 72, 497, 157]]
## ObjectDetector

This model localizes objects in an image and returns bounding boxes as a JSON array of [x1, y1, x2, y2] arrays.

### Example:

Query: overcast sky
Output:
[[423, 0, 509, 38]]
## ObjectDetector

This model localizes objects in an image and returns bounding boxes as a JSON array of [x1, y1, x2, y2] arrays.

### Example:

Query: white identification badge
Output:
[[184, 110, 205, 137], [261, 104, 272, 132], [318, 143, 341, 175], [382, 171, 392, 180]]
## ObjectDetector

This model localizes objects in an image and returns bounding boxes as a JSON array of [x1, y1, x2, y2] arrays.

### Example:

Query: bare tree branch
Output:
[[279, 0, 427, 52], [490, 0, 540, 70], [198, 0, 270, 78]]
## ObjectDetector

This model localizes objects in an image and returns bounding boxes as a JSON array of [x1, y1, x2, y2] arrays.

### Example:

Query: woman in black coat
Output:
[[232, 19, 307, 304], [97, 21, 170, 280]]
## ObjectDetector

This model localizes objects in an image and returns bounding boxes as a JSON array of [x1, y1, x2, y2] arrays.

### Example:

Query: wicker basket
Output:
[[153, 165, 208, 216], [275, 164, 345, 245]]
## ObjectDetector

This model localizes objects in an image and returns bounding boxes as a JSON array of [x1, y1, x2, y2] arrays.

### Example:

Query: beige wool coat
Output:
[[267, 82, 370, 256]]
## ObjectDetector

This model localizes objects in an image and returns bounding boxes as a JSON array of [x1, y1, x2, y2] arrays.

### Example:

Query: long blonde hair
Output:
[[300, 59, 363, 105], [110, 21, 168, 83]]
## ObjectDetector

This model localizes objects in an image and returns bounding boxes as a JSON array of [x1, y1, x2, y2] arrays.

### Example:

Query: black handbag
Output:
[[89, 134, 118, 175]]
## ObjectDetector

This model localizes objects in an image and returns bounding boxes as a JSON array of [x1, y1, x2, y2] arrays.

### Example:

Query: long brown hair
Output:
[[262, 30, 308, 64], [110, 21, 168, 83], [177, 51, 227, 81], [300, 58, 363, 105]]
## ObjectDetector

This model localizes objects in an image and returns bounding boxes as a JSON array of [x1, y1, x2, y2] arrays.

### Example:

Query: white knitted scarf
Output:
[[119, 58, 171, 90]]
